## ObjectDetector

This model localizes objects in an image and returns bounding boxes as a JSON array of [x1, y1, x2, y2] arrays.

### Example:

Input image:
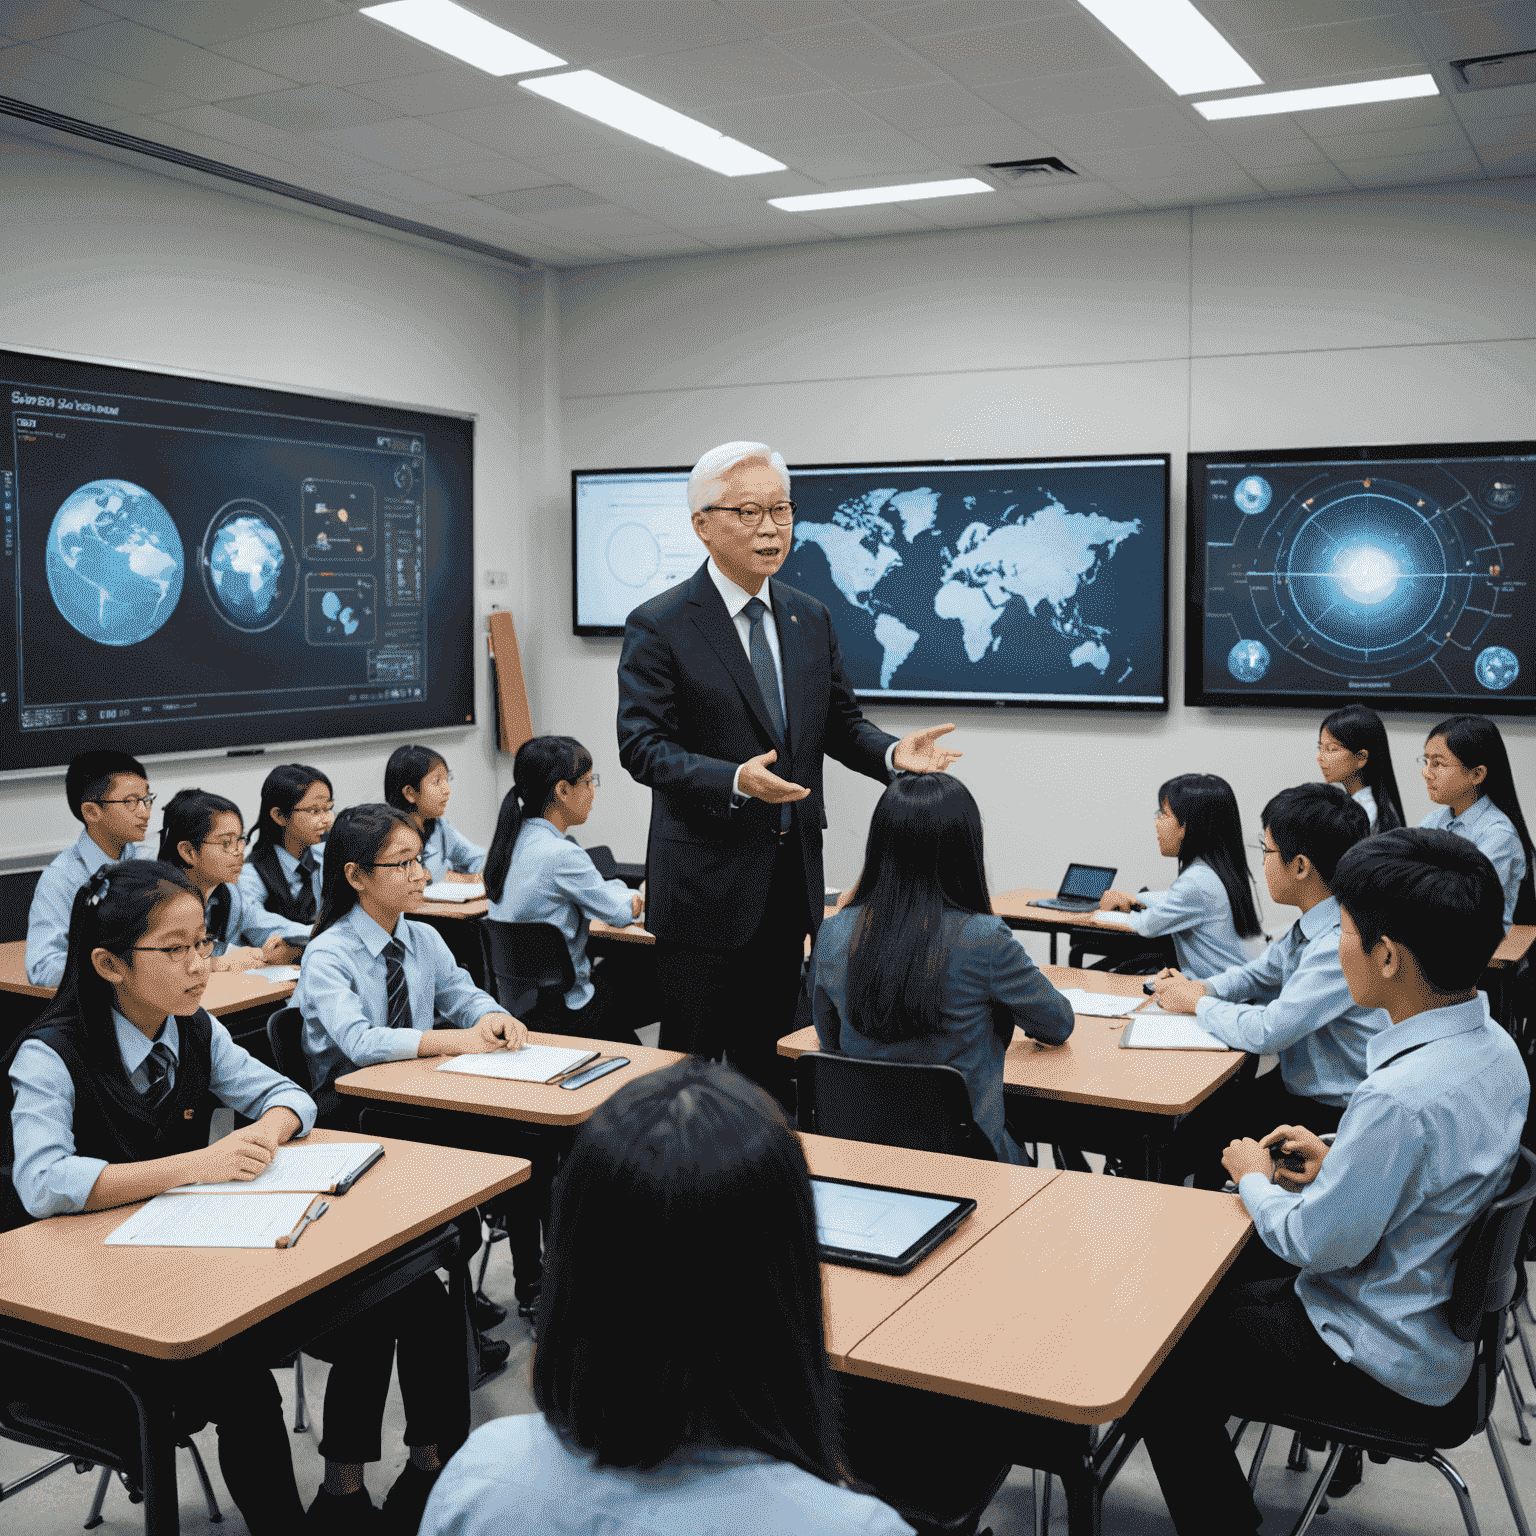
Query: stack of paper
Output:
[[107, 1192, 320, 1248], [164, 1143, 383, 1196], [247, 963, 302, 982], [422, 882, 485, 903], [438, 1044, 598, 1083], [1057, 988, 1144, 1019], [1119, 1015, 1231, 1050]]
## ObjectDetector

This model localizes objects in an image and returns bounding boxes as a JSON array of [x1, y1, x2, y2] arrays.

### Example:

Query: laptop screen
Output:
[[1059, 863, 1116, 901]]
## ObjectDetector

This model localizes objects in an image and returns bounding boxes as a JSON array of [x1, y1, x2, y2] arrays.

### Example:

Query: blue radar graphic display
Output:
[[1187, 443, 1535, 713]]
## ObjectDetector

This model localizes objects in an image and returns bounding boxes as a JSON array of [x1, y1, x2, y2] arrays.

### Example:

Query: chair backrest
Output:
[[0, 869, 43, 945], [797, 1053, 997, 1162], [266, 1006, 308, 1090], [478, 919, 576, 1018], [1449, 1145, 1536, 1342], [584, 844, 619, 881]]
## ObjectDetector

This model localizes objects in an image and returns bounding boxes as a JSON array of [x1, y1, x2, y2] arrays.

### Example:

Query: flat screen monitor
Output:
[[1187, 441, 1535, 713], [573, 455, 1170, 711], [2, 348, 476, 772]]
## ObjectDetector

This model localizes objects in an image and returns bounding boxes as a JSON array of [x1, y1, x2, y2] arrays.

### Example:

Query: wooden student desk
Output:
[[780, 966, 1248, 1181], [990, 889, 1146, 965], [0, 1128, 529, 1536]]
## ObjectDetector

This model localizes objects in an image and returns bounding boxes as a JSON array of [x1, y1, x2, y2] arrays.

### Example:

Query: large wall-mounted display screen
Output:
[[2, 349, 475, 771], [574, 455, 1169, 711], [1187, 442, 1534, 713]]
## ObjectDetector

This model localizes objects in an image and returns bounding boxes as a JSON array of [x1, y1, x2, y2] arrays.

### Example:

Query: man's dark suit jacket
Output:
[[617, 561, 895, 951]]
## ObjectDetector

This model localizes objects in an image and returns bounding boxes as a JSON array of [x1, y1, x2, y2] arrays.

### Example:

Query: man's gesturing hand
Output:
[[893, 723, 962, 774], [739, 750, 812, 804]]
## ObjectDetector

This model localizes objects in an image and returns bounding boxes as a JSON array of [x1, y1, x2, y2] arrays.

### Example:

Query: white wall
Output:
[[543, 176, 1536, 943], [0, 129, 525, 870]]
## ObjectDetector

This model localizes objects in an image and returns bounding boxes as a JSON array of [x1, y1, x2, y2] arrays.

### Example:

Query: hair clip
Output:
[[86, 870, 110, 907]]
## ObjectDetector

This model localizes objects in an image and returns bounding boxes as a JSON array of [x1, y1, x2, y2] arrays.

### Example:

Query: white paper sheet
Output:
[[422, 882, 485, 903], [105, 1192, 318, 1247], [1119, 1016, 1231, 1050], [163, 1143, 381, 1196], [437, 1044, 597, 1083], [1057, 987, 1145, 1018], [247, 964, 302, 981]]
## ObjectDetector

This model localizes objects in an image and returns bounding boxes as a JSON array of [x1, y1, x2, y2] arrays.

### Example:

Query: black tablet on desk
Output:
[[811, 1176, 976, 1275]]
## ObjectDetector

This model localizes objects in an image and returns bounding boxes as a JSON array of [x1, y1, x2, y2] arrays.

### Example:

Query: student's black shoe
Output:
[[1326, 1445, 1364, 1499], [517, 1283, 542, 1338], [472, 1290, 507, 1329], [305, 1484, 383, 1532], [380, 1461, 443, 1536], [473, 1333, 511, 1388]]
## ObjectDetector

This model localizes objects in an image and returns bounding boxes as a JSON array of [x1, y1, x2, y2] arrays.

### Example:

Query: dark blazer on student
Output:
[[617, 561, 895, 950]]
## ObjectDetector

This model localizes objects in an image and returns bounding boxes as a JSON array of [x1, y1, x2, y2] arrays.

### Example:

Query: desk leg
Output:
[[1062, 1468, 1102, 1536], [1049, 932, 1058, 966], [134, 1367, 180, 1536]]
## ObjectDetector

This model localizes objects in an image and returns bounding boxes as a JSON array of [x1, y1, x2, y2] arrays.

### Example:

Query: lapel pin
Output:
[[183, 1108, 196, 1119], [791, 614, 798, 622]]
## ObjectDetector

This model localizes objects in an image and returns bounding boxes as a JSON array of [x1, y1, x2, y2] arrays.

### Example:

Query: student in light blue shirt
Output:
[[385, 743, 485, 883], [1137, 828, 1526, 1536], [238, 762, 332, 936], [420, 1058, 913, 1536], [25, 749, 154, 986], [1154, 782, 1388, 1186], [1097, 773, 1263, 978], [1417, 713, 1532, 929], [483, 735, 647, 1045], [157, 788, 308, 969]]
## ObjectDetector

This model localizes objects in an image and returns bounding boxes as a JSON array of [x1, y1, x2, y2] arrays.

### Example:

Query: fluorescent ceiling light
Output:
[[1077, 0, 1260, 96], [1196, 73, 1439, 120], [770, 178, 994, 212], [520, 70, 784, 176], [360, 0, 565, 76]]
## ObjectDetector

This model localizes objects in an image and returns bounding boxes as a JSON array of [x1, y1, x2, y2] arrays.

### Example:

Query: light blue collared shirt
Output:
[[1121, 859, 1252, 979], [25, 831, 151, 987], [487, 819, 635, 1010], [421, 819, 486, 883], [1196, 895, 1389, 1106], [8, 1009, 316, 1219], [1421, 798, 1527, 929], [206, 880, 309, 956], [1239, 995, 1527, 1406], [420, 1413, 914, 1536], [296, 904, 503, 1101], [238, 841, 324, 923]]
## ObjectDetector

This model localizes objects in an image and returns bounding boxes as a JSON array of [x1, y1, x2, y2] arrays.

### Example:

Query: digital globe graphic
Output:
[[1228, 638, 1271, 683], [1476, 646, 1519, 691], [201, 498, 298, 633], [45, 479, 184, 647], [1233, 476, 1272, 515]]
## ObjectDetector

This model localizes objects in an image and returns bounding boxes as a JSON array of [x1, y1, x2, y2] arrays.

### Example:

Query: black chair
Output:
[[478, 919, 574, 1021], [1230, 1146, 1536, 1536], [0, 869, 42, 945], [796, 1052, 998, 1163], [583, 845, 645, 889]]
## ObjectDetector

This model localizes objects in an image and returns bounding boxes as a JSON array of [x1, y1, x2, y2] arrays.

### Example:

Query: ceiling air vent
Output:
[[981, 156, 1080, 186], [1450, 50, 1536, 91]]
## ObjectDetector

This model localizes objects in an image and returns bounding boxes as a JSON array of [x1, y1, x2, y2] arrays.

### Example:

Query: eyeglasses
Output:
[[1417, 755, 1459, 771], [292, 803, 334, 817], [94, 793, 156, 812], [133, 935, 217, 963], [200, 834, 248, 854], [577, 773, 600, 789], [705, 501, 796, 528], [370, 854, 426, 874], [1154, 806, 1173, 820], [1252, 842, 1281, 858]]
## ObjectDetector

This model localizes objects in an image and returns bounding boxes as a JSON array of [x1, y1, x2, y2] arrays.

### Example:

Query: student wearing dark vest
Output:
[[158, 787, 310, 967], [240, 762, 334, 938]]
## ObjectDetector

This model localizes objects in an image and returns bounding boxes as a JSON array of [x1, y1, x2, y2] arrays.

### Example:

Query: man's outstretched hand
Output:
[[893, 723, 962, 774], [739, 750, 812, 804]]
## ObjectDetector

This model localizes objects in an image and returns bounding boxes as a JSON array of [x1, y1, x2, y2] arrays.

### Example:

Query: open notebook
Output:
[[106, 1192, 325, 1248], [164, 1142, 383, 1196], [437, 1044, 599, 1083], [422, 882, 485, 903], [1119, 1011, 1232, 1050]]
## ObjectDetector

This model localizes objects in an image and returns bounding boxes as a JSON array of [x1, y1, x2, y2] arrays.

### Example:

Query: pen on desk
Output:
[[278, 1198, 328, 1249]]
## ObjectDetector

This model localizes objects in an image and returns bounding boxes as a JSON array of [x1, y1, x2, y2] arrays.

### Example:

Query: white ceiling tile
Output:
[[0, 64, 125, 120], [1201, 118, 1330, 168], [0, 2, 112, 42], [413, 159, 559, 195], [773, 21, 942, 89], [481, 0, 755, 59], [1278, 91, 1453, 134], [902, 121, 1063, 163], [1007, 180, 1141, 216], [320, 116, 484, 171], [533, 206, 679, 238], [720, 0, 849, 28], [591, 231, 715, 258], [976, 66, 1172, 120], [1, 38, 198, 113], [152, 102, 311, 160], [1246, 161, 1353, 192], [1478, 141, 1536, 176], [42, 19, 297, 98], [1414, 1, 1536, 57], [1236, 16, 1430, 81], [914, 195, 1043, 227], [1122, 170, 1268, 207], [1083, 141, 1250, 180], [512, 142, 695, 187], [97, 1, 342, 48], [904, 14, 1128, 86], [424, 99, 617, 158], [480, 184, 609, 214], [876, 0, 1072, 41], [1339, 147, 1485, 184], [1313, 119, 1473, 160], [347, 70, 522, 118], [1029, 105, 1216, 153], [756, 126, 946, 179], [213, 13, 445, 87], [1462, 112, 1536, 150], [1444, 77, 1536, 121], [1203, 2, 1419, 38], [697, 91, 889, 141], [219, 84, 395, 132], [791, 202, 933, 234], [603, 37, 834, 104], [350, 167, 473, 204], [853, 81, 1018, 132]]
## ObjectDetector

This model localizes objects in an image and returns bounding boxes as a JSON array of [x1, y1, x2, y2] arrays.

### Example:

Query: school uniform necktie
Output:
[[294, 849, 318, 923], [383, 938, 411, 1032], [142, 1041, 176, 1110], [205, 885, 232, 946], [743, 598, 792, 835]]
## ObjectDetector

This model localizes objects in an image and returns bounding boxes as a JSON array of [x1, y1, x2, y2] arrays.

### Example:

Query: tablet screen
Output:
[[811, 1178, 967, 1261]]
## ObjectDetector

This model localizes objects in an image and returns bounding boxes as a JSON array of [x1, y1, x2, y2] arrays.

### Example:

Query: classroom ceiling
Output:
[[1, 0, 1533, 269]]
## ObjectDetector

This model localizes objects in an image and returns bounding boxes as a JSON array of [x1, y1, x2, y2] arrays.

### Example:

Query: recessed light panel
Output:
[[1077, 0, 1260, 96], [770, 179, 994, 212], [1196, 74, 1439, 120], [521, 71, 784, 176], [360, 0, 566, 76]]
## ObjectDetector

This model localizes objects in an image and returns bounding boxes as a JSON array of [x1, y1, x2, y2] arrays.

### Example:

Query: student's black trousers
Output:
[[654, 835, 808, 1108], [1171, 1066, 1346, 1188], [1137, 1276, 1460, 1536]]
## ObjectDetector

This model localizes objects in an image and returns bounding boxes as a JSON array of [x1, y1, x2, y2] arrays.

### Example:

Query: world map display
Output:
[[778, 459, 1167, 706]]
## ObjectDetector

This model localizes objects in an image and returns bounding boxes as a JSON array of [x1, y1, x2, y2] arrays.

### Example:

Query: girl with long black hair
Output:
[[1098, 773, 1264, 977], [1316, 703, 1406, 834], [384, 744, 485, 883], [239, 762, 334, 931], [809, 774, 1073, 1165]]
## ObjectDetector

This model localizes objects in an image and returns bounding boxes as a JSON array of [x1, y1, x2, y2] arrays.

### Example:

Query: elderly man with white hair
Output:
[[617, 440, 960, 1099]]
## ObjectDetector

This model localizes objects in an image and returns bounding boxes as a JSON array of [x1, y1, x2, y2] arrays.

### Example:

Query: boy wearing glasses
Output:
[[1152, 783, 1389, 1188], [26, 750, 155, 986]]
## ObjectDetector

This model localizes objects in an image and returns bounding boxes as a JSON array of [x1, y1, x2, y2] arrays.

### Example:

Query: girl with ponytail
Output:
[[484, 736, 648, 1045]]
